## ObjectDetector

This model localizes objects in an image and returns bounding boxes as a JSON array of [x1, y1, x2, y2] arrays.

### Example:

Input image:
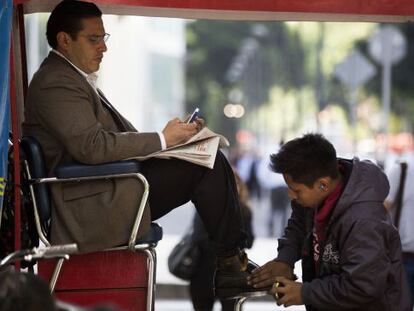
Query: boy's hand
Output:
[[271, 277, 303, 307], [247, 260, 294, 288]]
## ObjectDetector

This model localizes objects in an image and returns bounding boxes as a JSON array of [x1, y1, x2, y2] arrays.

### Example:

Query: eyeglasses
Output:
[[80, 33, 110, 45]]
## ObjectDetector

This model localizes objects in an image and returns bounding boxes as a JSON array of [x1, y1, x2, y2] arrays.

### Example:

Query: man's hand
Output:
[[184, 113, 205, 132], [193, 117, 205, 132], [162, 117, 201, 148], [271, 277, 303, 307], [247, 260, 294, 288]]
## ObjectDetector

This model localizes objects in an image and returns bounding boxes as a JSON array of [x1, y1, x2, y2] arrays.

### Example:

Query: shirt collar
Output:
[[51, 49, 99, 90]]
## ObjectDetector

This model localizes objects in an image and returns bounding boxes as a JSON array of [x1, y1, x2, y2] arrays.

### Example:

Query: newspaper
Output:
[[129, 127, 229, 169]]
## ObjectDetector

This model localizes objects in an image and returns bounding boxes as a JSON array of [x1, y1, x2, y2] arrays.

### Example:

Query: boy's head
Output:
[[270, 133, 339, 208]]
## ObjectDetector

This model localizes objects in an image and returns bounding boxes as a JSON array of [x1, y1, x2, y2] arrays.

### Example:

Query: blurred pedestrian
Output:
[[236, 151, 262, 200], [257, 153, 290, 237], [384, 157, 414, 308]]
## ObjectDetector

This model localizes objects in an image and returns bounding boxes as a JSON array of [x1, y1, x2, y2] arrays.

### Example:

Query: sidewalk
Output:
[[155, 299, 306, 311], [155, 235, 305, 310], [154, 198, 298, 285], [153, 198, 305, 310], [156, 235, 304, 284]]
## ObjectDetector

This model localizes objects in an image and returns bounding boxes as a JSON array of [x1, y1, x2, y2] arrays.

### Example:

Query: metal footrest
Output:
[[231, 290, 269, 311], [229, 290, 268, 300]]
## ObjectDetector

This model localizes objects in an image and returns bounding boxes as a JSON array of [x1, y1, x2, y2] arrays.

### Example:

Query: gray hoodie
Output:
[[277, 158, 411, 311]]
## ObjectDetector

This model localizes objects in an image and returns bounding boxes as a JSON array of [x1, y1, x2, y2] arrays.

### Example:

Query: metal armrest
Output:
[[31, 160, 148, 250]]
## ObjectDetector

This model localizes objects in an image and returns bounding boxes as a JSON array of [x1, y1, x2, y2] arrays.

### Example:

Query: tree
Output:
[[185, 20, 307, 142]]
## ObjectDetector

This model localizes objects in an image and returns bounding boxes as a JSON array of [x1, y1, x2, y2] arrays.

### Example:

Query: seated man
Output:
[[248, 134, 411, 310], [22, 0, 260, 297]]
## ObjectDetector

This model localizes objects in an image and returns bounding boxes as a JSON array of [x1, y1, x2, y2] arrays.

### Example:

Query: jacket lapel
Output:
[[96, 89, 134, 132]]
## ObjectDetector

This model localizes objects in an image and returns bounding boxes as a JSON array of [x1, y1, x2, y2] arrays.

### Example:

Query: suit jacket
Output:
[[23, 52, 161, 252]]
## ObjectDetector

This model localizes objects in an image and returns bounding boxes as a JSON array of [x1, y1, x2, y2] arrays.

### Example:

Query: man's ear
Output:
[[56, 31, 71, 51]]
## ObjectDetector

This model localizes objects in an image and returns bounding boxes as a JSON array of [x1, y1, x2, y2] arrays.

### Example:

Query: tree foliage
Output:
[[185, 20, 307, 141]]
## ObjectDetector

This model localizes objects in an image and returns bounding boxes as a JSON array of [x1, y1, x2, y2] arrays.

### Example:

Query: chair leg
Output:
[[234, 297, 247, 311], [49, 258, 65, 292], [143, 248, 157, 311]]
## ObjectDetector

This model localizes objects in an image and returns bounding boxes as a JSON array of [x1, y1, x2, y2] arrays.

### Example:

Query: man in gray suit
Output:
[[23, 0, 262, 298]]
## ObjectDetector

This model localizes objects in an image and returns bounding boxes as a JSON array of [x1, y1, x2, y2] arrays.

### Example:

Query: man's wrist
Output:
[[157, 132, 167, 150]]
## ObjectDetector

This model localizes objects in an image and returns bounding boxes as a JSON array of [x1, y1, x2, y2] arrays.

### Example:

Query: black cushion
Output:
[[55, 160, 141, 178], [136, 223, 163, 244]]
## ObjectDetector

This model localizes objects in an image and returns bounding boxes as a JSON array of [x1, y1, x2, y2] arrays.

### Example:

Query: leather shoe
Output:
[[214, 250, 270, 298]]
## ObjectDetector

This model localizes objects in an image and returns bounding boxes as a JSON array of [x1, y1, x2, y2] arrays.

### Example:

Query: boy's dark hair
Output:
[[46, 0, 102, 49], [270, 133, 339, 187], [0, 270, 56, 311]]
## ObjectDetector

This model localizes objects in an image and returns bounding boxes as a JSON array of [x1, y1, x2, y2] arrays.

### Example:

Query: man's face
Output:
[[283, 174, 325, 209], [63, 17, 107, 74]]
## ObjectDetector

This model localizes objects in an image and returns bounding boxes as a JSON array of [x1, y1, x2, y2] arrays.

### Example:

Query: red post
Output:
[[17, 4, 27, 99], [9, 41, 21, 271]]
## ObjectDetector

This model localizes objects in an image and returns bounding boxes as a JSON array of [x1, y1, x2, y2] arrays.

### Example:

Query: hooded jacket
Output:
[[276, 158, 411, 311]]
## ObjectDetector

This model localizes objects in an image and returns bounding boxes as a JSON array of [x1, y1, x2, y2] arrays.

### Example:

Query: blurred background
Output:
[[23, 14, 414, 310]]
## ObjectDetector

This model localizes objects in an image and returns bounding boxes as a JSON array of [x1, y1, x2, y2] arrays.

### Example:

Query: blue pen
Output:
[[187, 108, 200, 124]]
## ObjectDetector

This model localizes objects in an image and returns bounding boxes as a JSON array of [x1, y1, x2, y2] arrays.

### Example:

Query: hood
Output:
[[332, 158, 389, 220]]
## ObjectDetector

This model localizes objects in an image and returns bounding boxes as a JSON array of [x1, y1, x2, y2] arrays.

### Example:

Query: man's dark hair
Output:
[[46, 0, 102, 49], [270, 133, 339, 187]]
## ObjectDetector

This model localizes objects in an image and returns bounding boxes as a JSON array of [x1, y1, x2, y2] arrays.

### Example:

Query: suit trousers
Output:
[[141, 151, 244, 255]]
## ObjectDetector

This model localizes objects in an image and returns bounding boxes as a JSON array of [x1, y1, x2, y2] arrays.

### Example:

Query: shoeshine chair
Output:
[[20, 136, 163, 311]]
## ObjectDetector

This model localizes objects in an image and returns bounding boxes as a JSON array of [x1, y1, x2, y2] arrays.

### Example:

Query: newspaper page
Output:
[[128, 127, 229, 169]]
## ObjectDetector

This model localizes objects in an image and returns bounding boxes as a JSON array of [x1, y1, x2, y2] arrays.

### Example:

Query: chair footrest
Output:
[[228, 290, 269, 300]]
